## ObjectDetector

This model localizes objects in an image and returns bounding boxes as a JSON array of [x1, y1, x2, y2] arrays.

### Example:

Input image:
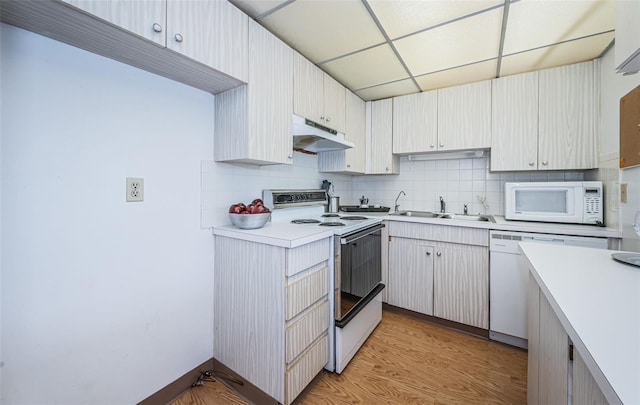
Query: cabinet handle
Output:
[[326, 117, 331, 122], [426, 251, 431, 255], [346, 164, 351, 168], [320, 115, 325, 121], [439, 143, 444, 148], [152, 23, 162, 33], [174, 33, 184, 43], [287, 154, 293, 159], [528, 161, 535, 166], [430, 144, 435, 149], [436, 251, 442, 256], [542, 160, 548, 166], [385, 166, 390, 171]]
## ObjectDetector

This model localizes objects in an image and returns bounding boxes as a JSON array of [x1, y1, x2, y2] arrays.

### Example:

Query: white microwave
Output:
[[505, 181, 603, 225]]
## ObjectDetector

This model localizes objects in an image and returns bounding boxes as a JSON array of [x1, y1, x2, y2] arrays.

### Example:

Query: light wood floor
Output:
[[172, 309, 527, 405]]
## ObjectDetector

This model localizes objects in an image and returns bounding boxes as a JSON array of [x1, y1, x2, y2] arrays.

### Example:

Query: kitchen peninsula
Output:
[[521, 243, 640, 405]]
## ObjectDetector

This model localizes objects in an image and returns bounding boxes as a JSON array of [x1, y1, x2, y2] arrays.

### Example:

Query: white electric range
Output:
[[263, 189, 385, 374]]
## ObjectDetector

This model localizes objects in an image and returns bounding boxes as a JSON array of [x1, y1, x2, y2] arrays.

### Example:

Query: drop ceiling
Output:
[[229, 0, 615, 101]]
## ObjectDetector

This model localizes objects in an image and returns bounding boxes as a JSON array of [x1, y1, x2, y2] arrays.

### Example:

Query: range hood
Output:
[[292, 114, 354, 153]]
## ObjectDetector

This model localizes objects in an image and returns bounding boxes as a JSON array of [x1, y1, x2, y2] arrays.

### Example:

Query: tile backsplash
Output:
[[350, 156, 585, 216], [202, 154, 589, 228]]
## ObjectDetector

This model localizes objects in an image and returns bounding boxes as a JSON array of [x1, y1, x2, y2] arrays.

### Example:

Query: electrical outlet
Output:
[[126, 177, 144, 202]]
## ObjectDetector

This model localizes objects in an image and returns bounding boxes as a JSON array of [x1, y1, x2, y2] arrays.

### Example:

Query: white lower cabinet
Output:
[[528, 274, 608, 405], [386, 221, 489, 329], [214, 236, 331, 405], [388, 237, 434, 315]]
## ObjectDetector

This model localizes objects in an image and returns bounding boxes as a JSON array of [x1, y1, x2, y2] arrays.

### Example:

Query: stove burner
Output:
[[291, 219, 321, 224], [322, 213, 340, 217], [319, 222, 345, 227], [340, 216, 368, 220]]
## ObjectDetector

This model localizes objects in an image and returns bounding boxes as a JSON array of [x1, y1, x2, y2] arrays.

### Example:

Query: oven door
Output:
[[335, 223, 385, 328]]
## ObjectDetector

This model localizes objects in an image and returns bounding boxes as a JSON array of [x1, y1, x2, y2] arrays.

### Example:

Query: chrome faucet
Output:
[[439, 196, 446, 213], [394, 191, 406, 213]]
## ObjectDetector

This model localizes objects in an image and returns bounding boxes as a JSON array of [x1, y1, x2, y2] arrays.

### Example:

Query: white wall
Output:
[[597, 43, 640, 250], [0, 24, 216, 404]]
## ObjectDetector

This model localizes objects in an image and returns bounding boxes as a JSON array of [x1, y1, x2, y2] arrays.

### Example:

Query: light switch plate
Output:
[[621, 183, 628, 203], [126, 177, 144, 202]]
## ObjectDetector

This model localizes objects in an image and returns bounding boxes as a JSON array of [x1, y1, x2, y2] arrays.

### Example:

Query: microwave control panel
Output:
[[584, 187, 602, 214]]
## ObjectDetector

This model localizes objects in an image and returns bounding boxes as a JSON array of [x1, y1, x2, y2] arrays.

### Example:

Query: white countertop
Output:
[[520, 243, 640, 405], [382, 214, 622, 238], [212, 222, 334, 248]]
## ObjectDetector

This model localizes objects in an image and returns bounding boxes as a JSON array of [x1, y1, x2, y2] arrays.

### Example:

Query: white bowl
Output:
[[229, 212, 271, 229]]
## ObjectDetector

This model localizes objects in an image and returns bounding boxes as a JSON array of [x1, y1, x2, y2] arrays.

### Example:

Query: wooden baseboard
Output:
[[137, 357, 278, 405], [212, 359, 279, 405], [382, 303, 489, 339], [137, 358, 215, 405]]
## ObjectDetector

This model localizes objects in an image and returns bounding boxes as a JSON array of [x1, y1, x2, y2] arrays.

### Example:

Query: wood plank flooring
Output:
[[172, 309, 527, 405]]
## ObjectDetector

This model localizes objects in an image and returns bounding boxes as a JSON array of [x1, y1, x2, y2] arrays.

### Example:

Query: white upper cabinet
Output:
[[615, 0, 640, 75], [437, 81, 492, 151], [293, 52, 346, 133], [166, 0, 248, 82], [392, 90, 438, 154], [368, 99, 399, 175], [491, 71, 539, 171], [318, 90, 366, 174], [62, 0, 167, 46], [538, 61, 597, 171], [491, 61, 598, 172], [322, 74, 347, 134], [62, 0, 248, 82], [214, 20, 293, 165]]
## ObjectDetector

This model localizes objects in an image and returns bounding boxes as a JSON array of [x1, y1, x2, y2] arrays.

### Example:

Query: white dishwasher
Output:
[[489, 230, 608, 349]]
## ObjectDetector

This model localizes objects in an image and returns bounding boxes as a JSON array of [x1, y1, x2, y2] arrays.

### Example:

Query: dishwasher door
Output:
[[489, 230, 607, 349], [490, 233, 531, 348]]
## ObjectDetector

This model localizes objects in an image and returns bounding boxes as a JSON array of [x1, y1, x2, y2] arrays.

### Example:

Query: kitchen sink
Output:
[[390, 210, 495, 223]]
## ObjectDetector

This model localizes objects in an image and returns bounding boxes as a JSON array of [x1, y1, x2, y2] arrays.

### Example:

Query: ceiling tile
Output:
[[260, 0, 386, 64], [500, 32, 614, 76], [416, 60, 497, 91], [228, 0, 289, 18], [394, 7, 503, 77], [368, 0, 503, 39], [355, 79, 418, 101], [503, 0, 615, 55], [321, 44, 408, 90]]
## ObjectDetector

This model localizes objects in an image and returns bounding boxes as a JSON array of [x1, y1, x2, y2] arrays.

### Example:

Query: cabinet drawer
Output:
[[285, 333, 328, 404], [286, 238, 331, 277], [286, 299, 329, 364], [286, 264, 329, 320]]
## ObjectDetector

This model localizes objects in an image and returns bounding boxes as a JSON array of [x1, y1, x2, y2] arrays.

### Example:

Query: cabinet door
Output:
[[538, 289, 568, 405], [573, 347, 608, 405], [527, 275, 540, 405], [538, 61, 597, 170], [323, 74, 346, 133], [62, 0, 166, 45], [491, 72, 539, 171], [388, 237, 434, 315], [166, 0, 248, 82], [393, 91, 438, 154], [293, 52, 324, 122], [437, 81, 491, 151], [433, 244, 488, 329], [247, 21, 293, 165], [369, 99, 399, 174]]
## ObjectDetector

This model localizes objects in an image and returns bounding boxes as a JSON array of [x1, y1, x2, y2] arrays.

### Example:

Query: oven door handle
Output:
[[340, 223, 385, 244]]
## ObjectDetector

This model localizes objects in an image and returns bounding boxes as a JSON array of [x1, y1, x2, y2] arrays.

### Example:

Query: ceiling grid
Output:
[[231, 0, 615, 101]]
